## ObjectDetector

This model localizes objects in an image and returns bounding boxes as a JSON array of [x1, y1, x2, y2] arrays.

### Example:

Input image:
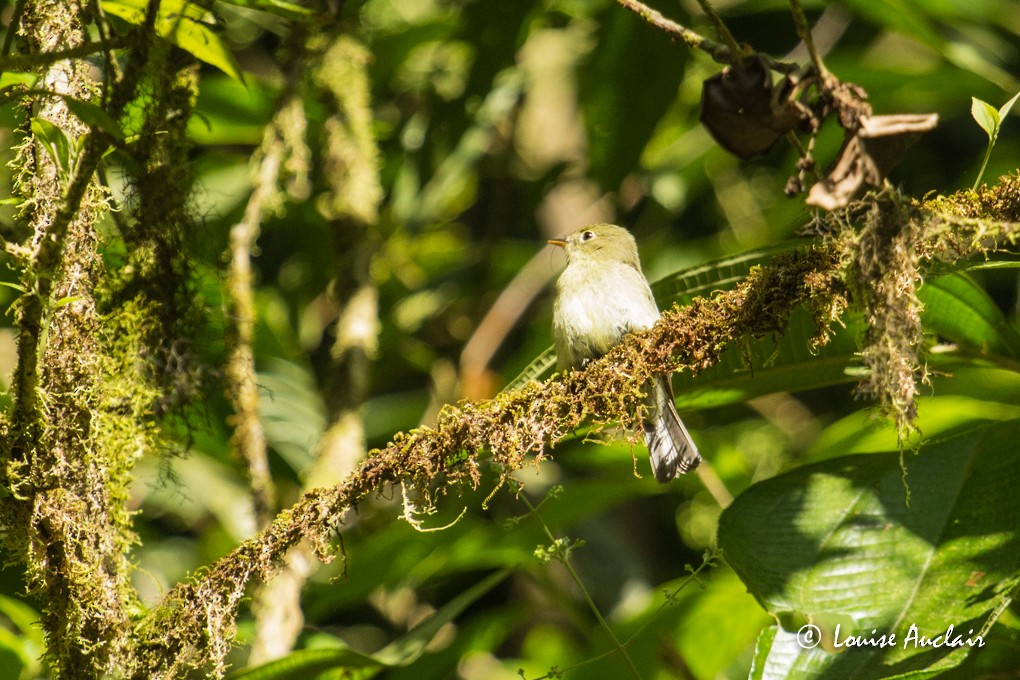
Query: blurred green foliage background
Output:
[[1, 0, 1019, 678]]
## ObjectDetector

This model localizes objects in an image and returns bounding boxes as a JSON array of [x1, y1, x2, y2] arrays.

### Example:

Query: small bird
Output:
[[548, 224, 701, 482]]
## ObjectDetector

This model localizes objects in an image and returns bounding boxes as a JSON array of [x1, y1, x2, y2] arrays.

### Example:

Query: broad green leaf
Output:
[[101, 0, 245, 81], [229, 570, 509, 678], [372, 570, 508, 666], [970, 97, 999, 139], [581, 7, 686, 190], [189, 75, 273, 145], [925, 361, 1020, 403], [669, 570, 774, 680], [228, 647, 374, 679], [160, 11, 244, 83], [918, 272, 1020, 359], [0, 596, 42, 643], [0, 628, 28, 680], [840, 1, 1015, 89], [720, 419, 1020, 679], [651, 241, 813, 305]]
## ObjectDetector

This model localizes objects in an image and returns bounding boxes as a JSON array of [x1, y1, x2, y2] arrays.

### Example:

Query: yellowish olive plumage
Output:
[[549, 224, 701, 482]]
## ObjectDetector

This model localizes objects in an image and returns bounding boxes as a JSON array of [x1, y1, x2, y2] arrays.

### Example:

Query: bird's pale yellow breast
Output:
[[552, 257, 660, 369]]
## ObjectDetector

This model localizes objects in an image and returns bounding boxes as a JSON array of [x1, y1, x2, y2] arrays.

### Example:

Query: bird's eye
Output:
[[580, 230, 595, 242]]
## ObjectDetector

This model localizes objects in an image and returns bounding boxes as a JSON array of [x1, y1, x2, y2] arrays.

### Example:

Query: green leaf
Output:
[[0, 596, 41, 640], [505, 346, 556, 392], [257, 359, 326, 476], [0, 595, 44, 679], [806, 394, 1020, 460], [672, 307, 862, 410], [228, 646, 378, 680], [720, 419, 1020, 679], [951, 258, 1020, 273], [669, 570, 774, 679], [970, 97, 999, 139], [581, 7, 686, 190], [52, 296, 84, 309], [30, 117, 72, 176], [0, 72, 38, 89], [63, 97, 125, 141], [840, 1, 1015, 89], [101, 0, 245, 82], [371, 571, 509, 666], [652, 241, 811, 305], [188, 75, 273, 145], [213, 0, 316, 21], [918, 272, 1020, 359], [0, 628, 29, 680], [997, 90, 1020, 122], [230, 570, 509, 678]]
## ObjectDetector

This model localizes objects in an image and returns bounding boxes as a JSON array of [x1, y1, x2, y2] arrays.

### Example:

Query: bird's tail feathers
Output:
[[641, 377, 701, 483]]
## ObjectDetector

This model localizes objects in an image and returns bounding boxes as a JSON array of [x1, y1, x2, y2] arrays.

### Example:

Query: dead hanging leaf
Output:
[[807, 113, 938, 210], [700, 56, 810, 158]]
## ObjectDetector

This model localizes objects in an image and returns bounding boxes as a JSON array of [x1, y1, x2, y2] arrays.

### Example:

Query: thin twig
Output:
[[91, 0, 123, 101], [225, 122, 285, 528], [622, 548, 720, 647], [520, 491, 643, 680], [615, 0, 733, 64], [616, 0, 802, 72], [694, 0, 744, 58], [0, 0, 28, 61], [788, 0, 830, 81]]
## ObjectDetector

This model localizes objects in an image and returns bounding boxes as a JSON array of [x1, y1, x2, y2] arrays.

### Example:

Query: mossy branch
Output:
[[0, 2, 189, 676], [131, 175, 1020, 676], [130, 245, 837, 675], [0, 37, 129, 71]]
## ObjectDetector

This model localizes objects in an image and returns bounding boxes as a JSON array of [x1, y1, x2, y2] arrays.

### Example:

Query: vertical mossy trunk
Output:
[[0, 2, 202, 676], [1, 1, 137, 676]]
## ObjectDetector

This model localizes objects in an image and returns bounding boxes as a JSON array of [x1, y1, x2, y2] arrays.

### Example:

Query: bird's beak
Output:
[[547, 238, 567, 248]]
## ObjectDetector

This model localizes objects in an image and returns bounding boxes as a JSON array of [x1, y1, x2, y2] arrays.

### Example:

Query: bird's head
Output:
[[547, 223, 640, 267]]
